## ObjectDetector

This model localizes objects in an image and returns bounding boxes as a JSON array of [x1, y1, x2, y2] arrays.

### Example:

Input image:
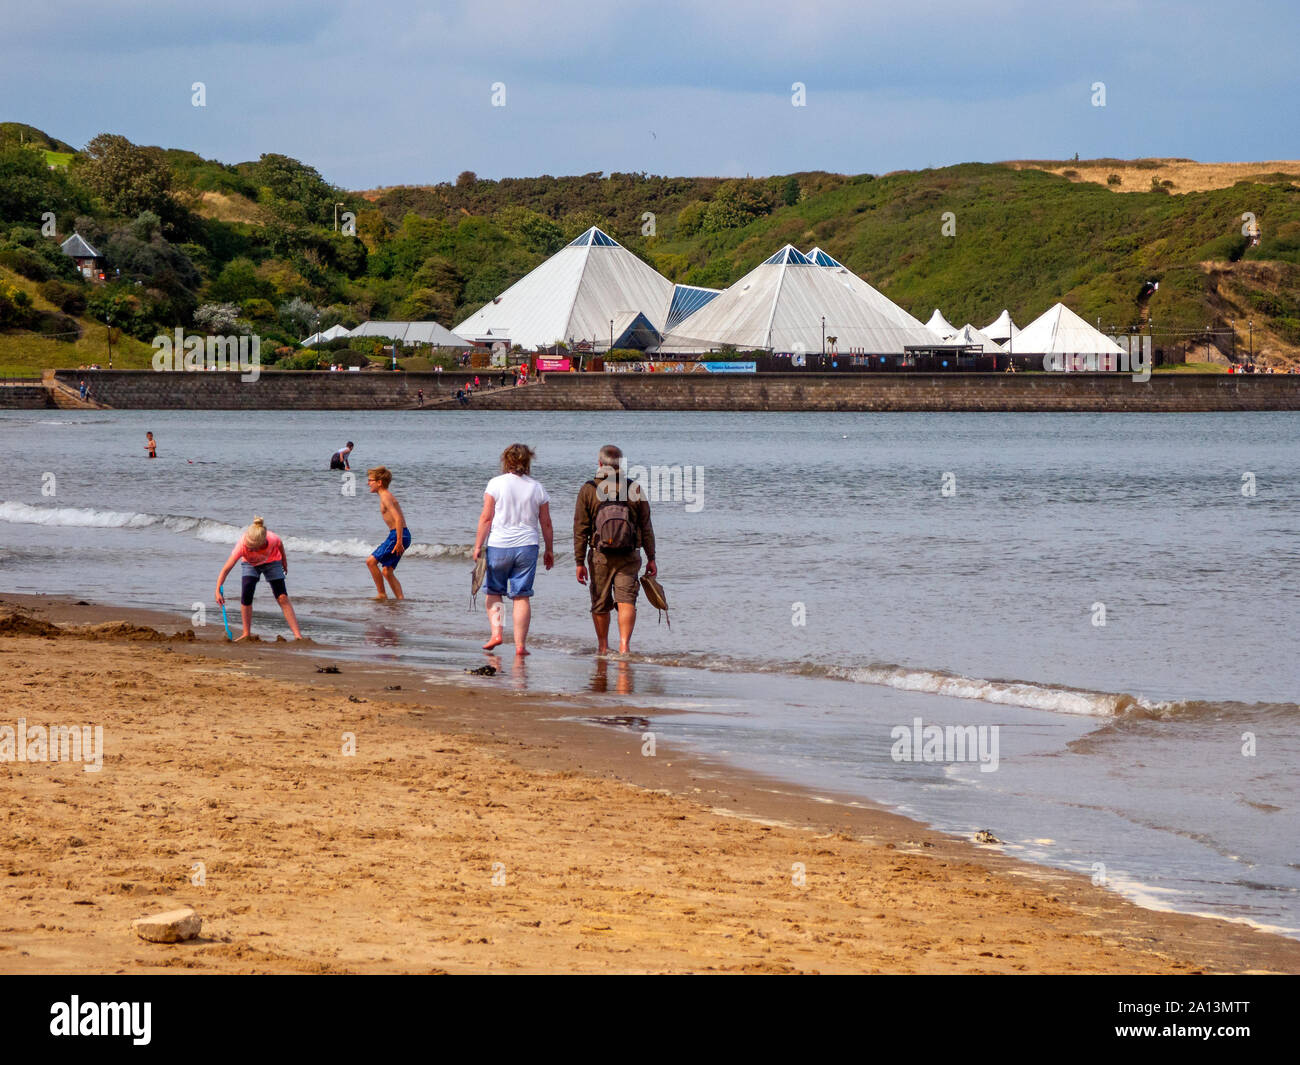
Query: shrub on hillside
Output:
[[0, 280, 35, 327], [0, 245, 52, 281], [1107, 173, 1122, 186], [38, 278, 87, 316]]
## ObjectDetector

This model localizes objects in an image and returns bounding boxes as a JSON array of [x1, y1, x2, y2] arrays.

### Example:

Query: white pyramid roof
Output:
[[925, 309, 957, 340], [348, 321, 471, 347], [453, 227, 674, 351], [805, 248, 934, 337], [659, 244, 938, 354], [1013, 303, 1124, 355], [982, 309, 1020, 344], [949, 323, 1004, 353]]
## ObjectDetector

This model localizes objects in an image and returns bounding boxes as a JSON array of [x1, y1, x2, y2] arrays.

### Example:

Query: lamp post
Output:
[[821, 315, 826, 356], [105, 315, 113, 369], [609, 319, 613, 353], [1249, 319, 1254, 363]]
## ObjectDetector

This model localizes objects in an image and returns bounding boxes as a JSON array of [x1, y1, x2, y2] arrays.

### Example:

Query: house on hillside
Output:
[[60, 233, 104, 281]]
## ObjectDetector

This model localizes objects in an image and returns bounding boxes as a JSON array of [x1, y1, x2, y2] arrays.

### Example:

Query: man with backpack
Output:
[[574, 444, 656, 655]]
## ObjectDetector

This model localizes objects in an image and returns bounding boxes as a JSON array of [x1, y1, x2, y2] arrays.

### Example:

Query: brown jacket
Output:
[[573, 474, 655, 564]]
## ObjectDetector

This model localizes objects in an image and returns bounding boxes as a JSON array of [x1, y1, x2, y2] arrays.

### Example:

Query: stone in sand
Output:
[[132, 907, 202, 943]]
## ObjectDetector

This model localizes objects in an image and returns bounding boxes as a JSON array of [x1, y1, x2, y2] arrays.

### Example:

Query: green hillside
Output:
[[2, 122, 1297, 376]]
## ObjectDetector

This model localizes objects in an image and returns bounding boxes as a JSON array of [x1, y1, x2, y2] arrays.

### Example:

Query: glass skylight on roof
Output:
[[568, 226, 619, 247], [762, 246, 813, 266]]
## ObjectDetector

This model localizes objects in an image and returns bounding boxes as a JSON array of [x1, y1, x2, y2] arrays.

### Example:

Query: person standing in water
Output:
[[144, 431, 157, 459], [365, 466, 410, 600], [472, 444, 554, 656], [214, 517, 304, 641], [330, 442, 354, 470]]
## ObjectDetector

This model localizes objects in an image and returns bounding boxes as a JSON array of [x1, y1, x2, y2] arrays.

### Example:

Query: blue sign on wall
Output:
[[702, 361, 757, 373]]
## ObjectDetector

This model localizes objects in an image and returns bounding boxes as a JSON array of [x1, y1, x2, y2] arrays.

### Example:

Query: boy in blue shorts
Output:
[[366, 466, 410, 600]]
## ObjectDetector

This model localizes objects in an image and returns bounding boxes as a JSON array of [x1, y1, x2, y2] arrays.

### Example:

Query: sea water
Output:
[[1, 409, 1297, 935]]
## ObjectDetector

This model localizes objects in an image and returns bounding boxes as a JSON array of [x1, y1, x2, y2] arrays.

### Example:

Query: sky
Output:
[[7, 0, 1297, 190]]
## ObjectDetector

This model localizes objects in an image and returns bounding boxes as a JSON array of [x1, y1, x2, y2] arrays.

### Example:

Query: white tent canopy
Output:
[[925, 309, 957, 340], [806, 248, 935, 339], [453, 227, 674, 351], [348, 321, 471, 348], [300, 323, 351, 347], [950, 323, 1004, 353], [983, 309, 1020, 345], [659, 244, 938, 354], [1013, 303, 1124, 355]]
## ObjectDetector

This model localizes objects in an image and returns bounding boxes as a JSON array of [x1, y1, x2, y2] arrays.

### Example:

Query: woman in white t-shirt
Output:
[[472, 443, 555, 656]]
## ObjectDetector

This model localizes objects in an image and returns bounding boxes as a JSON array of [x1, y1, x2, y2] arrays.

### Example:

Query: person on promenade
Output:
[[330, 442, 354, 470], [472, 444, 554, 657], [214, 517, 304, 641], [573, 444, 656, 655], [366, 466, 410, 600], [144, 431, 157, 459]]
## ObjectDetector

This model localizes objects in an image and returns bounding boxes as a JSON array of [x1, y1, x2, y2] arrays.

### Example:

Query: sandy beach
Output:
[[1, 593, 1296, 975]]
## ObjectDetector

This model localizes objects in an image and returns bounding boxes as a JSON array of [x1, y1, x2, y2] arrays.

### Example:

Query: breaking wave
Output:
[[0, 501, 471, 561]]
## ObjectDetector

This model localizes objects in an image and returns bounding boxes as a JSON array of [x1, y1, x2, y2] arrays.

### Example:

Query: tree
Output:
[[194, 302, 244, 333], [250, 154, 338, 227], [456, 170, 477, 188], [278, 296, 318, 336], [79, 134, 173, 218]]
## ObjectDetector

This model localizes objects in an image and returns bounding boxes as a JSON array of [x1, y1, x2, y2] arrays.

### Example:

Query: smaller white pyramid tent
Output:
[[1013, 303, 1124, 356], [950, 323, 1004, 353], [453, 227, 674, 351], [983, 309, 1020, 345], [300, 324, 352, 347], [659, 245, 939, 354], [925, 309, 957, 340]]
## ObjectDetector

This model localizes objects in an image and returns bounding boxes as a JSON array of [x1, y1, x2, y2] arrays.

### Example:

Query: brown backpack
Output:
[[589, 480, 637, 552]]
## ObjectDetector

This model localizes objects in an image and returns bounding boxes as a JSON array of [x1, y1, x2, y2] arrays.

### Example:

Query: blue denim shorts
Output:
[[484, 544, 539, 598]]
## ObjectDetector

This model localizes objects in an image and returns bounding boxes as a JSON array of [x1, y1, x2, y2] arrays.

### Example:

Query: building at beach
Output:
[[948, 323, 1004, 353], [658, 245, 938, 354], [983, 309, 1020, 346], [347, 321, 472, 349], [925, 308, 958, 340], [1012, 303, 1125, 368], [453, 226, 675, 352]]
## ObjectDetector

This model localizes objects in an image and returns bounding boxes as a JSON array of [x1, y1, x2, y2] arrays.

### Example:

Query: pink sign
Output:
[[536, 357, 571, 372]]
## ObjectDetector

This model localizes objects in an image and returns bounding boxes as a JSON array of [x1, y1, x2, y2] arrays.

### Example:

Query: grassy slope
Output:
[[0, 267, 154, 377]]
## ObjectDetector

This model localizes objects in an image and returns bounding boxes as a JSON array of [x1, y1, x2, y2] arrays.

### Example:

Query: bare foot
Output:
[[619, 644, 631, 654], [596, 644, 609, 655], [483, 632, 504, 650], [371, 594, 388, 601], [234, 633, 249, 643], [516, 647, 530, 657]]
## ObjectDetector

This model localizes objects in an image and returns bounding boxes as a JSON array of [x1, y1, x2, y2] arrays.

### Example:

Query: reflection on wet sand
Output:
[[589, 656, 635, 696]]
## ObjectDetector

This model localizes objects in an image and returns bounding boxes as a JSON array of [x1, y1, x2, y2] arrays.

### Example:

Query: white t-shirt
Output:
[[485, 473, 549, 548]]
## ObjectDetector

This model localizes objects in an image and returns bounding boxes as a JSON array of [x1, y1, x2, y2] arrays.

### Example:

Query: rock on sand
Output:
[[132, 907, 202, 943]]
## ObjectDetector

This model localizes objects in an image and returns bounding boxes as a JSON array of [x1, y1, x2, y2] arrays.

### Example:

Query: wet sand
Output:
[[1, 593, 1297, 974]]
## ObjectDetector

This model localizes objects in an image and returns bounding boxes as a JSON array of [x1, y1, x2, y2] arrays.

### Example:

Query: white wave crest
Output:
[[0, 501, 470, 561], [833, 663, 1166, 717]]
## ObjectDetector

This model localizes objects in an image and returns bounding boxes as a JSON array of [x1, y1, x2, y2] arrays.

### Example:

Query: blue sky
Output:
[[8, 0, 1296, 189]]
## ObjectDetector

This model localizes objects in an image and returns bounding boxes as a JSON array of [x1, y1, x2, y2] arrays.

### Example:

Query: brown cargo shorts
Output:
[[588, 550, 641, 614]]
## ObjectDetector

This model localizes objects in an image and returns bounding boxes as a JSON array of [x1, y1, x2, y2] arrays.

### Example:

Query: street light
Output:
[[105, 315, 113, 369], [610, 319, 613, 353], [821, 315, 826, 356]]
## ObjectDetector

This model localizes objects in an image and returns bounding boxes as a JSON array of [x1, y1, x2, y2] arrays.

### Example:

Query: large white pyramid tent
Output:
[[1013, 303, 1124, 356], [925, 308, 958, 340], [983, 309, 1020, 346], [659, 245, 938, 354], [949, 323, 1004, 353], [453, 227, 674, 351], [805, 248, 937, 342]]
